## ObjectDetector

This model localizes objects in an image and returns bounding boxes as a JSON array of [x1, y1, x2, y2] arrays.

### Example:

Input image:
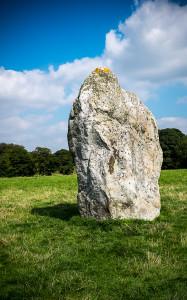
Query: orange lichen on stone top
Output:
[[95, 67, 111, 74]]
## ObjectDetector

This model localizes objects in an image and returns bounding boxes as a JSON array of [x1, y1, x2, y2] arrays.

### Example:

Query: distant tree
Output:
[[159, 128, 187, 169], [0, 143, 35, 177], [0, 144, 11, 177], [53, 149, 74, 174], [180, 136, 187, 168], [31, 147, 55, 175]]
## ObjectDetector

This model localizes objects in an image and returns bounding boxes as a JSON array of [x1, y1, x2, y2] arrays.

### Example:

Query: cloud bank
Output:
[[0, 0, 187, 150]]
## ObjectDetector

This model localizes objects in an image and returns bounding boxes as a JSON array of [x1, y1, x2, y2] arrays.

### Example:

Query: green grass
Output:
[[0, 170, 187, 300]]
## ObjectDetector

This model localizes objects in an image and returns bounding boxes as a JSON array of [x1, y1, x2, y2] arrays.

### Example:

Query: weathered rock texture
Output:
[[68, 68, 163, 220]]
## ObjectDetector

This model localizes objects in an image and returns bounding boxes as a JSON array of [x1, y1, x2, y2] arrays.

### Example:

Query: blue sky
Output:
[[0, 0, 135, 70], [0, 0, 187, 151]]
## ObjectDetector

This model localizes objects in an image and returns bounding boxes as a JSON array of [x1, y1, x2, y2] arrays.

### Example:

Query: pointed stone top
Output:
[[83, 67, 119, 90]]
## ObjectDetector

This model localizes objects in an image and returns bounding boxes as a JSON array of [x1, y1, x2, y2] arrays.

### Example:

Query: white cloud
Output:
[[0, 57, 103, 118], [0, 67, 67, 115], [177, 95, 187, 104], [0, 0, 187, 150], [158, 117, 187, 134], [104, 0, 187, 87], [0, 114, 68, 151]]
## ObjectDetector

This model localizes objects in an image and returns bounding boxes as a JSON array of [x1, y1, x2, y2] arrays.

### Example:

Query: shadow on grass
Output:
[[31, 202, 148, 237], [31, 203, 79, 221]]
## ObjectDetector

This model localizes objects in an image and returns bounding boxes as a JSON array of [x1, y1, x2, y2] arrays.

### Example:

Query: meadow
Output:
[[0, 170, 187, 300]]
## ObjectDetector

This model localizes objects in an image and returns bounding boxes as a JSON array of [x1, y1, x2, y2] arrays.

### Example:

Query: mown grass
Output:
[[0, 170, 187, 300]]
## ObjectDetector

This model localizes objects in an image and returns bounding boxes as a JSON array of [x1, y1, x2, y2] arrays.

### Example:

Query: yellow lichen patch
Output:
[[95, 67, 111, 74], [103, 67, 110, 73]]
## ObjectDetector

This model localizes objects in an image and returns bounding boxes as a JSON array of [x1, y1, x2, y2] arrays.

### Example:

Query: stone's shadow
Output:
[[31, 203, 79, 221], [31, 202, 148, 236]]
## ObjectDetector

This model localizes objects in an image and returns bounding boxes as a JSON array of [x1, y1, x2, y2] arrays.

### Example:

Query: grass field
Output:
[[0, 170, 187, 300]]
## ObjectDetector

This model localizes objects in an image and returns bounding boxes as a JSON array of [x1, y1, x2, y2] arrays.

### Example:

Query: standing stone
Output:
[[68, 68, 163, 220]]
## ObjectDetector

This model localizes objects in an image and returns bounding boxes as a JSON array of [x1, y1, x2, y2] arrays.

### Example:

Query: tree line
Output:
[[0, 128, 187, 177], [0, 145, 74, 177], [159, 128, 187, 169]]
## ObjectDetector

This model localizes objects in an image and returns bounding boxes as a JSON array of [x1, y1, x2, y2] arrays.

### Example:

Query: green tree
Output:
[[53, 149, 74, 175], [159, 128, 187, 169], [180, 136, 187, 168], [0, 143, 35, 177], [31, 147, 55, 175]]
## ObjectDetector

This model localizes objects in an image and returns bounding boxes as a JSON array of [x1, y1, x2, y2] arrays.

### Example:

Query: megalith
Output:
[[68, 68, 163, 220]]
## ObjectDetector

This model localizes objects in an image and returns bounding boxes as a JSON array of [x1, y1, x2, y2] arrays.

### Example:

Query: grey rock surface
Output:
[[68, 68, 163, 220]]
